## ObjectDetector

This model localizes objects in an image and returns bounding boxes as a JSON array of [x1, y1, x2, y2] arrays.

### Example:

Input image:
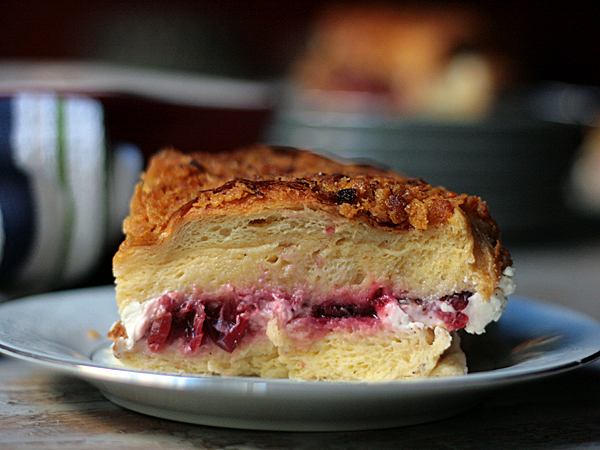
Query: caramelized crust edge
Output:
[[119, 145, 511, 271]]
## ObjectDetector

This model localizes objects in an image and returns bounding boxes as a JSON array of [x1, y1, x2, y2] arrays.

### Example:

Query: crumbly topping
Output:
[[121, 146, 511, 269], [107, 321, 127, 340]]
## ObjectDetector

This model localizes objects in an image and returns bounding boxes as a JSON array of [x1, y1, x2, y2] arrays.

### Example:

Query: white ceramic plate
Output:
[[1, 286, 600, 431]]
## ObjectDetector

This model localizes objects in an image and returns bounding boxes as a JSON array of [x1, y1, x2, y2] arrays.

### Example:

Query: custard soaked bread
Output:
[[110, 146, 514, 380]]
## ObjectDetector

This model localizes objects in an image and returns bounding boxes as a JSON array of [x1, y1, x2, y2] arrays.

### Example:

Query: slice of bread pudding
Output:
[[109, 146, 514, 380]]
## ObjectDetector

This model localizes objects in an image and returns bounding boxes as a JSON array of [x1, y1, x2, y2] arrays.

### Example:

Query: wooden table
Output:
[[2, 237, 600, 449]]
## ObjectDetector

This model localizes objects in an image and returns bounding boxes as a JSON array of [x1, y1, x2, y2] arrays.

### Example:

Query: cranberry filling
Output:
[[146, 295, 254, 354], [171, 300, 206, 354], [147, 295, 179, 353], [312, 302, 378, 319], [144, 291, 471, 354], [203, 301, 252, 354], [433, 293, 469, 331]]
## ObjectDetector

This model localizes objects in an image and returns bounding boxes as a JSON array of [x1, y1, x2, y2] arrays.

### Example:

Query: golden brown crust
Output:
[[120, 145, 511, 270]]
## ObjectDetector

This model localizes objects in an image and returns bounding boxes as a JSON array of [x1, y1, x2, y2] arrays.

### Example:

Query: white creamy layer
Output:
[[463, 266, 515, 334], [117, 299, 163, 350]]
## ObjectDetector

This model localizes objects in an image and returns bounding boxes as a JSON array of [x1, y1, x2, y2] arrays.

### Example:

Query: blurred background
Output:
[[0, 0, 599, 301], [1, 1, 598, 84]]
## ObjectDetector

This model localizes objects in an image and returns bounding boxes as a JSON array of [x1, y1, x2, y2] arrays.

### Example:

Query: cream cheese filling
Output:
[[114, 266, 515, 351], [464, 266, 515, 334]]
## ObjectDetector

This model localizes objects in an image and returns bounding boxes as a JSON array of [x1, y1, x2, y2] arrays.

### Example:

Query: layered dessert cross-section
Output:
[[109, 146, 514, 380]]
